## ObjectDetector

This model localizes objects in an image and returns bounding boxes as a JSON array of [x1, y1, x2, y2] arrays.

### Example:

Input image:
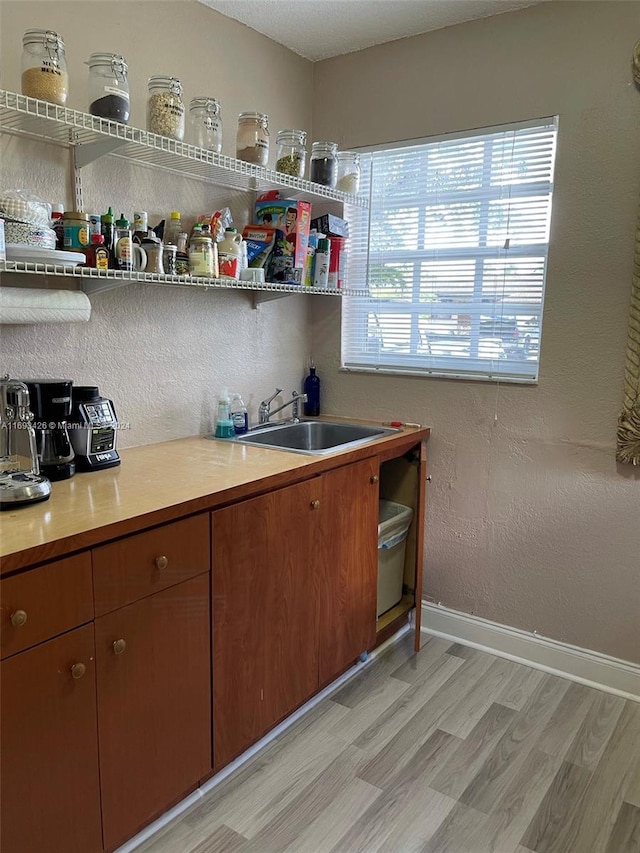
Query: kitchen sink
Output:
[[231, 419, 399, 455]]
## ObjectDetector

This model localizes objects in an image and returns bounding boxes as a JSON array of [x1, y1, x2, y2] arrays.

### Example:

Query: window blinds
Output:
[[342, 117, 558, 382]]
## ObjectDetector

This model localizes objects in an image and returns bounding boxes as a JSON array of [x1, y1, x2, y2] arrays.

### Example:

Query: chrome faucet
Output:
[[259, 389, 307, 425]]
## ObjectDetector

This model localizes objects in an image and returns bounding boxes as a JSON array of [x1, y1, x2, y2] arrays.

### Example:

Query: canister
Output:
[[63, 211, 90, 251], [21, 29, 68, 106]]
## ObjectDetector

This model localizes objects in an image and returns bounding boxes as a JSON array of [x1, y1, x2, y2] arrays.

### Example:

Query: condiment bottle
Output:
[[310, 141, 338, 188], [21, 29, 68, 106], [114, 213, 133, 271], [275, 129, 307, 178], [190, 97, 223, 152], [236, 112, 269, 166], [147, 76, 185, 141], [84, 233, 110, 270], [218, 228, 242, 279], [86, 53, 130, 123], [175, 231, 190, 275], [101, 207, 115, 267], [164, 211, 182, 246], [336, 151, 361, 194]]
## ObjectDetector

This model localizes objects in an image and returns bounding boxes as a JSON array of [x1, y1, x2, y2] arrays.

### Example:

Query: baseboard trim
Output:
[[116, 623, 411, 852], [421, 602, 640, 702]]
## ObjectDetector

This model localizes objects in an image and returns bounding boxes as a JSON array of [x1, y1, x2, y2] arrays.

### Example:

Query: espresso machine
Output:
[[69, 385, 120, 471], [25, 379, 76, 481], [0, 377, 52, 509]]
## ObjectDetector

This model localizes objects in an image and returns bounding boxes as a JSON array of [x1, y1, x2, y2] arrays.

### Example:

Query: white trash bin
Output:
[[377, 499, 413, 617]]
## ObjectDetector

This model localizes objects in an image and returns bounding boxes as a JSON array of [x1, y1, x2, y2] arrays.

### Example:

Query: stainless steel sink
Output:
[[231, 419, 399, 455]]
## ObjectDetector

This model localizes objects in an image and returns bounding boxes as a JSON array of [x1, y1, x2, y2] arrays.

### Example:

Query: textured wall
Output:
[[0, 0, 315, 446], [312, 2, 640, 662]]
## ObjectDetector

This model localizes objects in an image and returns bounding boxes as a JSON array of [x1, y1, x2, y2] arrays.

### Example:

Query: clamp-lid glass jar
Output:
[[87, 53, 130, 123], [147, 76, 185, 141], [310, 141, 338, 188], [336, 151, 361, 194], [236, 112, 269, 166], [21, 29, 68, 106], [275, 129, 307, 178], [190, 97, 223, 152]]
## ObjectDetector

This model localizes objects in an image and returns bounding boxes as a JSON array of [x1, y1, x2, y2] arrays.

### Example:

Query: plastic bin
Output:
[[377, 499, 413, 617]]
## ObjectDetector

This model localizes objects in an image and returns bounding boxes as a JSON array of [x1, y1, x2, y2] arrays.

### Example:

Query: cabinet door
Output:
[[212, 478, 319, 770], [317, 458, 379, 685], [0, 625, 103, 853], [96, 573, 211, 851]]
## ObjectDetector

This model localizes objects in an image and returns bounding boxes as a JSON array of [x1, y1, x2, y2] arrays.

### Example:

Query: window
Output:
[[342, 118, 558, 382]]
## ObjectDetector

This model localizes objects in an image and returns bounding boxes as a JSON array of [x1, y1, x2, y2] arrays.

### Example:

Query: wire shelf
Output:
[[0, 90, 367, 207]]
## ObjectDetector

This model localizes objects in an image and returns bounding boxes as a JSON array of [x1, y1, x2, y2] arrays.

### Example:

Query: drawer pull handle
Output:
[[310, 499, 320, 510], [370, 475, 379, 484], [71, 662, 86, 680], [155, 555, 169, 570], [113, 639, 127, 655], [10, 610, 28, 628]]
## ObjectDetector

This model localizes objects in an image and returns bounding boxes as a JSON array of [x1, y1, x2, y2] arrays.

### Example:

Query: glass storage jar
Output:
[[147, 76, 185, 141], [236, 112, 269, 166], [310, 141, 338, 188], [336, 151, 361, 194], [87, 53, 130, 123], [275, 129, 307, 178], [190, 97, 223, 152], [189, 233, 217, 278], [21, 30, 68, 106]]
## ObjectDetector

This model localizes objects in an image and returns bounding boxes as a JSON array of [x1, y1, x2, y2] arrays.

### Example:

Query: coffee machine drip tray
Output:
[[0, 472, 52, 509]]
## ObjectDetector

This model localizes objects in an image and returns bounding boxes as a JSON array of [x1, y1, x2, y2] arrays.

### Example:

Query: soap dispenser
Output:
[[214, 387, 235, 438]]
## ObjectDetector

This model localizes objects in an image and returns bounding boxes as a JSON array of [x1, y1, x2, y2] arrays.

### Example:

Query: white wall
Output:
[[0, 0, 315, 445], [311, 1, 640, 663]]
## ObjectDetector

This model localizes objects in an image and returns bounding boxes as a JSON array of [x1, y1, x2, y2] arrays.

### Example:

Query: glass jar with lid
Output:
[[21, 29, 68, 106], [310, 141, 338, 188], [190, 97, 223, 152], [87, 53, 130, 123], [236, 112, 269, 166], [275, 129, 307, 178], [336, 151, 361, 194], [147, 76, 185, 141]]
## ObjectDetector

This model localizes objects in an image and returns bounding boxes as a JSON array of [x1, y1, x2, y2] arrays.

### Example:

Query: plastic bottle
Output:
[[214, 388, 235, 438], [303, 364, 320, 417], [114, 213, 133, 271], [101, 206, 115, 266], [164, 211, 182, 247], [230, 393, 249, 434], [312, 238, 330, 289], [218, 227, 242, 279]]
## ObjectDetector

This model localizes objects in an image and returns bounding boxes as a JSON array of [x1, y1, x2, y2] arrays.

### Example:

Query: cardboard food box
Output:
[[254, 197, 312, 271], [310, 213, 349, 239]]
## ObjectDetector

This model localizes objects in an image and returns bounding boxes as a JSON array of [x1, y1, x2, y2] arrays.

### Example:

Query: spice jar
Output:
[[87, 53, 130, 123], [236, 112, 269, 166], [190, 97, 223, 152], [310, 141, 338, 188], [275, 129, 307, 178], [336, 151, 361, 194], [21, 30, 69, 106], [147, 76, 185, 141], [63, 211, 90, 252]]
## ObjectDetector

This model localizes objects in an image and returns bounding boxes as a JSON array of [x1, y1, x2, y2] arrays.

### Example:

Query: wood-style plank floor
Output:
[[138, 634, 640, 853]]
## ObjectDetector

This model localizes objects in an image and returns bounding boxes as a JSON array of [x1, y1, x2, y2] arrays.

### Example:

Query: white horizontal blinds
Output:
[[342, 118, 558, 381]]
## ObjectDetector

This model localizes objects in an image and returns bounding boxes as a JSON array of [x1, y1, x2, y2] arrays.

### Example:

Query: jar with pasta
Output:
[[21, 30, 69, 106], [147, 76, 185, 141]]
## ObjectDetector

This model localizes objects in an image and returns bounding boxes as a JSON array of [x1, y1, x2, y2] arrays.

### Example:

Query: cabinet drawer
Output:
[[0, 553, 93, 660], [93, 513, 210, 616]]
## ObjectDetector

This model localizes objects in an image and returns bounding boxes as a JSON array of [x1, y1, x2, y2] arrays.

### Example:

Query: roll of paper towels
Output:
[[0, 287, 91, 324]]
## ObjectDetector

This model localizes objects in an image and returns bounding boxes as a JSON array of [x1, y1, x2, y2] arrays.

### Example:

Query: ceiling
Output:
[[198, 0, 547, 62]]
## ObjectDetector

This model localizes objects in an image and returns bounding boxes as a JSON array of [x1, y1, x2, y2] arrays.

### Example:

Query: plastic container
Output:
[[147, 76, 185, 140], [114, 213, 133, 271], [377, 499, 414, 617], [190, 97, 223, 152], [310, 141, 338, 187], [21, 29, 68, 106], [214, 388, 235, 438], [230, 393, 249, 434], [218, 227, 242, 279], [275, 129, 307, 178], [303, 365, 320, 417], [312, 238, 330, 288], [236, 112, 269, 165], [336, 151, 360, 194], [164, 211, 182, 246], [63, 211, 90, 252], [87, 53, 130, 122]]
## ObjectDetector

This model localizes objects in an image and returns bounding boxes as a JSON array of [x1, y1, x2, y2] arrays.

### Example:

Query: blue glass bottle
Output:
[[303, 366, 320, 417]]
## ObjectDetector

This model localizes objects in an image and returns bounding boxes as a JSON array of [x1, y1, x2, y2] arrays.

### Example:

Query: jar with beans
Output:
[[87, 53, 130, 123], [236, 112, 269, 166], [190, 97, 223, 152], [21, 29, 69, 106], [275, 129, 307, 178], [310, 141, 338, 188], [147, 76, 185, 141]]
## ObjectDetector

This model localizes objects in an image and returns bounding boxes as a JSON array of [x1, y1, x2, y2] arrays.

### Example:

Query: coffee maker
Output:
[[69, 385, 120, 471], [0, 377, 52, 508], [25, 379, 76, 481]]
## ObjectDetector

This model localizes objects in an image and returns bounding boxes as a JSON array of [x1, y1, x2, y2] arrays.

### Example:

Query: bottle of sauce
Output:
[[101, 207, 115, 267], [114, 213, 133, 271], [84, 233, 110, 270]]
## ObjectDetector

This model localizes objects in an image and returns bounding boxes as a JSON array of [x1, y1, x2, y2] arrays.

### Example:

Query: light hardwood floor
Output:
[[139, 634, 640, 853]]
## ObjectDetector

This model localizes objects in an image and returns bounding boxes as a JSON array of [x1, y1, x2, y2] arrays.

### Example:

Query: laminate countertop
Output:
[[0, 422, 429, 574]]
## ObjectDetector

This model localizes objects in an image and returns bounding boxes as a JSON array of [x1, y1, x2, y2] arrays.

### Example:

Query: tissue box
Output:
[[254, 198, 311, 270]]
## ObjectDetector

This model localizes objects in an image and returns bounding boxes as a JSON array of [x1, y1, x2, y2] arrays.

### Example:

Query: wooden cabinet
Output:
[[95, 573, 211, 851], [212, 459, 379, 769], [316, 458, 379, 685], [0, 625, 103, 853], [212, 477, 320, 770]]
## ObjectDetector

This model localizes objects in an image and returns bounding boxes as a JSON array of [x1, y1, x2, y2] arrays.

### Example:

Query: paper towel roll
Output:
[[0, 287, 91, 324]]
